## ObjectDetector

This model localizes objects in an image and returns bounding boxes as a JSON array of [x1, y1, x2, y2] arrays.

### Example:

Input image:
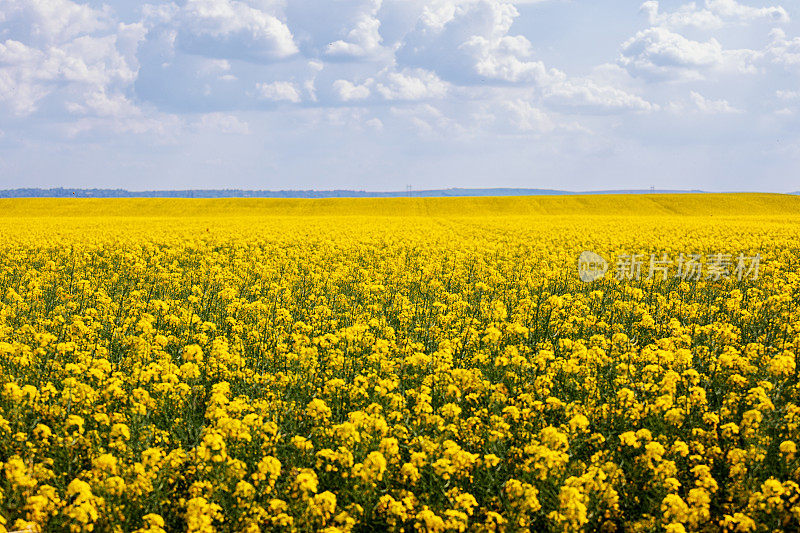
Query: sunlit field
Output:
[[1, 194, 799, 532]]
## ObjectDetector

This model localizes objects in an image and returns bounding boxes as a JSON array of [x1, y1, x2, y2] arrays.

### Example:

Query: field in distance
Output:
[[1, 192, 799, 219]]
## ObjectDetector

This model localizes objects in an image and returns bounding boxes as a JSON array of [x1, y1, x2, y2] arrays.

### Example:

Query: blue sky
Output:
[[0, 0, 798, 192]]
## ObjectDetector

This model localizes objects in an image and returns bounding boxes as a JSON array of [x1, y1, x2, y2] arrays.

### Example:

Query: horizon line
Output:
[[2, 187, 797, 198]]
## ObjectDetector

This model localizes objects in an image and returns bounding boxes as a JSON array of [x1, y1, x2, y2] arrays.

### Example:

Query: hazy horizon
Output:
[[0, 187, 779, 196]]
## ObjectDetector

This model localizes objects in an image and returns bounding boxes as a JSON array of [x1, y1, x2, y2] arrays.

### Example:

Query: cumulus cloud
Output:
[[706, 0, 789, 22], [0, 1, 146, 118], [777, 89, 800, 100], [619, 1, 800, 86], [390, 103, 464, 137], [397, 0, 562, 85], [195, 112, 250, 134], [499, 99, 554, 133], [390, 0, 645, 115], [365, 117, 383, 130], [688, 91, 741, 113], [63, 112, 183, 139], [545, 78, 658, 113], [0, 0, 667, 129], [284, 0, 409, 60], [665, 91, 742, 113], [331, 68, 449, 102], [65, 90, 141, 118], [4, 0, 799, 152], [325, 0, 384, 59], [177, 0, 298, 62], [765, 29, 800, 68], [256, 80, 302, 102], [375, 68, 449, 100], [0, 9, 181, 140], [1, 0, 113, 45], [0, 40, 51, 115], [618, 27, 760, 81], [303, 59, 324, 102], [333, 79, 371, 101], [641, 0, 789, 31], [197, 59, 234, 79], [141, 3, 180, 27], [463, 33, 562, 84]]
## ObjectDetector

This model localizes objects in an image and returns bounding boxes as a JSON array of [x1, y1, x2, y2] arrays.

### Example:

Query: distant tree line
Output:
[[0, 188, 713, 199]]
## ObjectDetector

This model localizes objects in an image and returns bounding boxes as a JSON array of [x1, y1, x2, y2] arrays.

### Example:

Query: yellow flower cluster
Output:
[[0, 195, 798, 532]]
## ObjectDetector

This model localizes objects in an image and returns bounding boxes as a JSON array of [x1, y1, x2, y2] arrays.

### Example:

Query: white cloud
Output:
[[641, 0, 789, 31], [63, 112, 183, 139], [1, 0, 113, 46], [177, 0, 298, 62], [777, 89, 800, 100], [375, 68, 449, 100], [462, 33, 564, 84], [0, 40, 50, 115], [332, 67, 450, 103], [621, 2, 800, 93], [390, 103, 463, 137], [365, 117, 383, 130], [303, 60, 324, 102], [65, 90, 141, 117], [333, 79, 371, 101], [256, 80, 302, 102], [618, 27, 760, 81], [325, 0, 384, 59], [397, 0, 562, 85], [545, 78, 658, 113], [0, 0, 188, 141], [765, 29, 800, 68], [0, 4, 146, 118], [688, 91, 741, 113], [142, 3, 180, 27], [500, 99, 554, 132], [196, 112, 250, 134], [58, 30, 143, 86], [389, 0, 646, 117], [705, 0, 788, 23], [4, 0, 800, 192], [640, 1, 723, 31], [198, 58, 232, 78]]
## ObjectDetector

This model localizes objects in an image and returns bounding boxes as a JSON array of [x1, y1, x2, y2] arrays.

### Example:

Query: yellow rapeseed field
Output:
[[1, 194, 800, 532]]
